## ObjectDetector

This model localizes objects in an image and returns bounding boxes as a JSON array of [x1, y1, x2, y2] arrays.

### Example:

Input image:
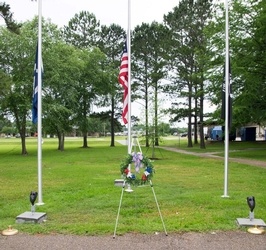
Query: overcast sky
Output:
[[5, 0, 179, 29]]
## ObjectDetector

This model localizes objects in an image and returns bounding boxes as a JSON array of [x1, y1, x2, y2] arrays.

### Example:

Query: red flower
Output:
[[124, 169, 129, 174], [141, 174, 147, 181]]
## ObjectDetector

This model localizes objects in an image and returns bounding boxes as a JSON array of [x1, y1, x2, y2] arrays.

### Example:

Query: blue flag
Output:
[[32, 45, 41, 124]]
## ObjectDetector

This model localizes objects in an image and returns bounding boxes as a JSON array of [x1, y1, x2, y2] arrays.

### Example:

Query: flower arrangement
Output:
[[120, 152, 154, 186]]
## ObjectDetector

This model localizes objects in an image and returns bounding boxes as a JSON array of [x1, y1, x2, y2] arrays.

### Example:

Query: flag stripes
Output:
[[118, 41, 129, 124]]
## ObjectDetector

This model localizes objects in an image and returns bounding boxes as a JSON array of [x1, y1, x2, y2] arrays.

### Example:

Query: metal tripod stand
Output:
[[113, 136, 168, 238], [124, 135, 142, 192]]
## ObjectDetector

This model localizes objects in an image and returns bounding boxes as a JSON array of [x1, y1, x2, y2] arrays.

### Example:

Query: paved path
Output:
[[1, 231, 266, 250], [159, 146, 266, 169], [116, 140, 266, 168]]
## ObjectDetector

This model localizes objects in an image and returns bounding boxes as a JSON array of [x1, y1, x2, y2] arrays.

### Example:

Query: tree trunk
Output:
[[194, 93, 198, 145], [21, 135, 28, 155], [110, 96, 115, 147], [57, 132, 61, 150], [18, 120, 27, 155], [57, 132, 65, 151], [154, 81, 159, 146], [199, 74, 206, 149], [82, 133, 88, 148], [144, 67, 149, 148], [151, 137, 155, 159], [187, 83, 193, 147], [60, 133, 65, 151], [145, 100, 149, 148]]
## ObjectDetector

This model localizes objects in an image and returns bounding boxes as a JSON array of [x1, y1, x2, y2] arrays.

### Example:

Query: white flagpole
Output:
[[127, 0, 132, 155], [222, 0, 229, 198], [36, 0, 44, 205]]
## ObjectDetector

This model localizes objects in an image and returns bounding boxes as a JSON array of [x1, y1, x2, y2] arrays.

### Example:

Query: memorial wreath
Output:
[[120, 152, 154, 186]]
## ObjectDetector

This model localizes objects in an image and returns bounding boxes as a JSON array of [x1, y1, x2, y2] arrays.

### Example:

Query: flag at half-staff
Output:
[[32, 44, 43, 124], [118, 41, 129, 125], [32, 45, 39, 124], [31, 0, 45, 206]]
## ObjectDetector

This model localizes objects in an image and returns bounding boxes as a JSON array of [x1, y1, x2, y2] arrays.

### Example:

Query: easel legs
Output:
[[150, 180, 168, 236], [113, 181, 168, 238], [113, 181, 125, 239]]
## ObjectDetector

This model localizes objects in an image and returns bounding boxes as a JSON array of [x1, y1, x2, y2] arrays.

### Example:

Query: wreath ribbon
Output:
[[132, 152, 143, 173], [120, 152, 154, 186]]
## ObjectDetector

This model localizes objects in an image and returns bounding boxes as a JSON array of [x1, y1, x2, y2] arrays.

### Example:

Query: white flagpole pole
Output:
[[127, 0, 131, 155], [36, 0, 44, 205], [222, 0, 229, 198]]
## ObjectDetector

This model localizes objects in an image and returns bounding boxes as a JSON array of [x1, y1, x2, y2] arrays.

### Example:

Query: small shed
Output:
[[240, 127, 256, 141], [210, 126, 223, 140]]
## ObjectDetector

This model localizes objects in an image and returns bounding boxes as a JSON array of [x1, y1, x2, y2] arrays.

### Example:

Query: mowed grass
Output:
[[0, 136, 265, 235]]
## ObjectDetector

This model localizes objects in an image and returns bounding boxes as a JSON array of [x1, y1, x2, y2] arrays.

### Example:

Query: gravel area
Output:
[[1, 231, 266, 250]]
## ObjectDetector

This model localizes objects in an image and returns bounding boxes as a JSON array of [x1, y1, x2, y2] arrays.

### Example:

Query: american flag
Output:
[[118, 41, 129, 124]]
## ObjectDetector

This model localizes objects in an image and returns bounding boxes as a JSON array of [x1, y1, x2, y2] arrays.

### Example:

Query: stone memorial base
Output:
[[236, 218, 266, 227], [16, 212, 47, 224], [114, 179, 124, 187]]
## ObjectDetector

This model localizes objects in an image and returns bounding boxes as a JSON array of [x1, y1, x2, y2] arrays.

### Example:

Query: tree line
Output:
[[0, 0, 265, 154]]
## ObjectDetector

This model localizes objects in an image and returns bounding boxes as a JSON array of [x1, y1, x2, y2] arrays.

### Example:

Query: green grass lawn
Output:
[[0, 136, 265, 235]]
